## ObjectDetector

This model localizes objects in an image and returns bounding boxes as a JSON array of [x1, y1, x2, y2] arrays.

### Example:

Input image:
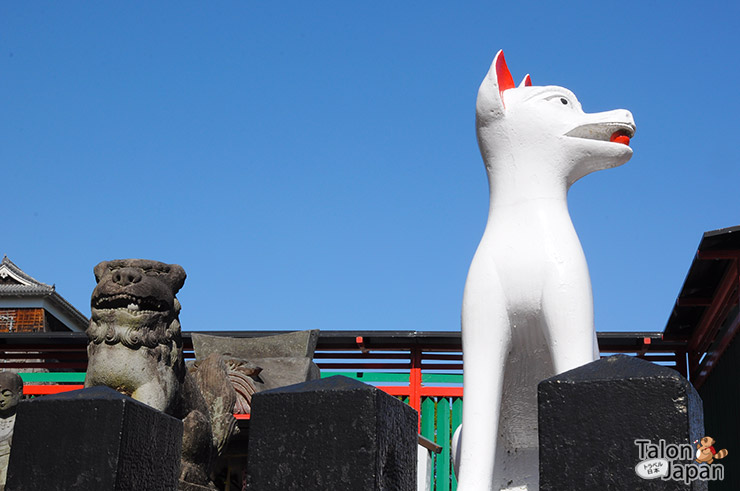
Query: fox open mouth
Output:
[[565, 122, 635, 146], [93, 293, 167, 314]]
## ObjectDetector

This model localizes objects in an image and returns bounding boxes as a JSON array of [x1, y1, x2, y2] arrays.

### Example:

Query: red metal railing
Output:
[[7, 330, 685, 409]]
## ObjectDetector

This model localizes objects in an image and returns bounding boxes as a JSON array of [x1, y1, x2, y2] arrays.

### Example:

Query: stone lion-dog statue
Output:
[[85, 259, 236, 490]]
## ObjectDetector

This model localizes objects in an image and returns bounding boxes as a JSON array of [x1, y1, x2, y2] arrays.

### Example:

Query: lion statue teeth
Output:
[[84, 259, 236, 490]]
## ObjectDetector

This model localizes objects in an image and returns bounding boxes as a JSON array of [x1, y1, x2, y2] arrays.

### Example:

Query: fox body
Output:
[[454, 51, 635, 490]]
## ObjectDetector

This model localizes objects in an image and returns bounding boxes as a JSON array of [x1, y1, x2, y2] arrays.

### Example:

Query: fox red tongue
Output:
[[610, 130, 631, 146]]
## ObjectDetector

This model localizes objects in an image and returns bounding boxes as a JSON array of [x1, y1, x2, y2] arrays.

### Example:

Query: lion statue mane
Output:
[[85, 259, 236, 490]]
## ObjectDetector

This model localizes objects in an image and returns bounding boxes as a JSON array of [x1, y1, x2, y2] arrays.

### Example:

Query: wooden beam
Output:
[[674, 350, 688, 378], [692, 310, 740, 389], [676, 297, 712, 307], [418, 435, 443, 454], [689, 260, 740, 383], [637, 337, 651, 356], [697, 250, 740, 260], [688, 260, 738, 357]]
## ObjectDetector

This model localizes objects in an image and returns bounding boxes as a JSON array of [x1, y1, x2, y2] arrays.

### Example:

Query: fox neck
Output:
[[482, 145, 572, 211]]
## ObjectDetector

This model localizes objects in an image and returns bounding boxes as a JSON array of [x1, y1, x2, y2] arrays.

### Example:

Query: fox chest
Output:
[[470, 215, 589, 308]]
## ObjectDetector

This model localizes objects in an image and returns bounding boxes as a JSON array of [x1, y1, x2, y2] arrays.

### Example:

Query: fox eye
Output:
[[545, 95, 571, 105]]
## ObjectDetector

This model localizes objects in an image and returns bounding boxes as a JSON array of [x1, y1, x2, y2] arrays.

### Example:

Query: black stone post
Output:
[[539, 354, 706, 490], [6, 386, 183, 491], [246, 375, 417, 490]]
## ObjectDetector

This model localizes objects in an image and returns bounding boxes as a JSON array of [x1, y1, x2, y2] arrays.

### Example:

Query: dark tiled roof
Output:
[[663, 225, 740, 338], [0, 256, 89, 331], [0, 256, 53, 292]]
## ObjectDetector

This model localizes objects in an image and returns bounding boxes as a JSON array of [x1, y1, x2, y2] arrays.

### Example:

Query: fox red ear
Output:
[[519, 74, 532, 87], [477, 50, 515, 119], [494, 50, 516, 98]]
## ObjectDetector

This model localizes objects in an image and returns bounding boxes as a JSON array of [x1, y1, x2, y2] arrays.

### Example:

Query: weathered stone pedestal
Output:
[[6, 386, 183, 491], [538, 355, 705, 490], [192, 330, 321, 390], [246, 375, 417, 490]]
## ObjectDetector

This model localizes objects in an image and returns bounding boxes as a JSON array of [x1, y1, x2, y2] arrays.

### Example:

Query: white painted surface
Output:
[[417, 444, 431, 491], [455, 50, 635, 491]]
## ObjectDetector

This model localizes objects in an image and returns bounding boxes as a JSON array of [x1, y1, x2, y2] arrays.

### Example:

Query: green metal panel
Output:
[[18, 372, 86, 382], [451, 398, 463, 491], [421, 397, 436, 440], [422, 374, 463, 384], [320, 371, 410, 383], [6, 370, 463, 385], [320, 371, 463, 385], [437, 398, 451, 491]]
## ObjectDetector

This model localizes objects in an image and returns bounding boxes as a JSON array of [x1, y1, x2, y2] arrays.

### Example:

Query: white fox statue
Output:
[[453, 51, 635, 490]]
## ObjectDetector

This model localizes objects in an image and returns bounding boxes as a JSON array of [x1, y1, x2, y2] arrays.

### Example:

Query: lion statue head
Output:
[[87, 259, 186, 350]]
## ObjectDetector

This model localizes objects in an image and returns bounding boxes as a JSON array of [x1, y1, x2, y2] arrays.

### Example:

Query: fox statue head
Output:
[[476, 50, 635, 191]]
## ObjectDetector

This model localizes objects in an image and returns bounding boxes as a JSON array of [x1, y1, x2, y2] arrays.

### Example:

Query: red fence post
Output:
[[409, 347, 422, 431]]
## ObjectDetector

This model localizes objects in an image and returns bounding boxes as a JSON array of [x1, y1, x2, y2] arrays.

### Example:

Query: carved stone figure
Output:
[[84, 259, 236, 490], [217, 357, 262, 415], [454, 51, 635, 490], [0, 372, 22, 491], [191, 330, 321, 415]]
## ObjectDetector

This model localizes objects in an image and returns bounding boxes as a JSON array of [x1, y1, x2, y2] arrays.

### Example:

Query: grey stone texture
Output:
[[0, 372, 22, 491], [538, 354, 706, 491], [246, 375, 417, 490], [244, 356, 320, 390], [192, 330, 321, 412], [84, 259, 237, 490], [6, 386, 182, 491], [192, 329, 319, 359]]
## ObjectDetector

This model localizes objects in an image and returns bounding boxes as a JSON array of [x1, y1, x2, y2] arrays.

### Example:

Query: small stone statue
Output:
[[0, 372, 22, 490], [84, 259, 237, 490]]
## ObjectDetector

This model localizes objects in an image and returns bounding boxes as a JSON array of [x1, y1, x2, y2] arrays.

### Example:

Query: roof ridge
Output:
[[0, 257, 53, 288]]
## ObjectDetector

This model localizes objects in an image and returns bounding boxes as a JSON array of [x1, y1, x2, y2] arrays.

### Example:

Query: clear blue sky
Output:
[[2, 2, 739, 333]]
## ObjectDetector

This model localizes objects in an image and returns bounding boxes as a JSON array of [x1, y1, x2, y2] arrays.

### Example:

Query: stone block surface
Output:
[[6, 386, 183, 491], [248, 356, 320, 389], [192, 330, 319, 359], [246, 375, 417, 490], [192, 330, 321, 393], [538, 355, 706, 490]]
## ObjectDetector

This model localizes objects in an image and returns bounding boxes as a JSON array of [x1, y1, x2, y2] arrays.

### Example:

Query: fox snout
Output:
[[565, 109, 635, 145]]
